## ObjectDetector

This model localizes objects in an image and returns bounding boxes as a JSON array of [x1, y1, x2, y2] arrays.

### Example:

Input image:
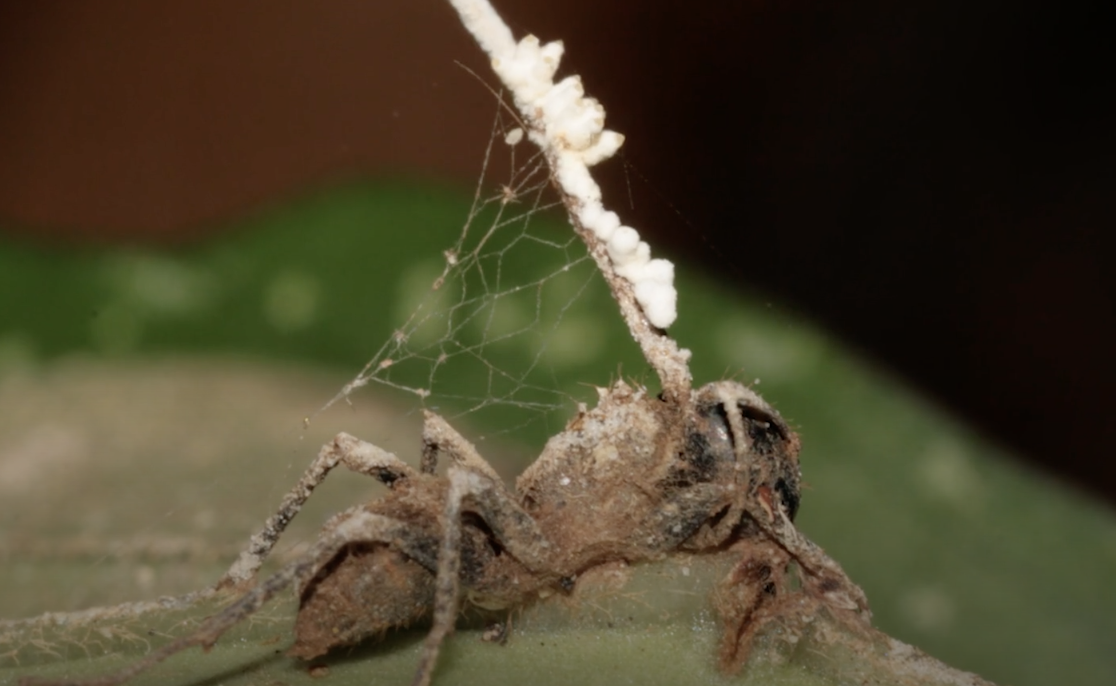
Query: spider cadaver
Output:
[[290, 380, 864, 669], [26, 379, 868, 686]]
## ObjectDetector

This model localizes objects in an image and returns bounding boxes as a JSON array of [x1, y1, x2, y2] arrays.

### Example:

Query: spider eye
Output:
[[737, 403, 788, 456], [681, 403, 735, 482], [708, 403, 733, 447]]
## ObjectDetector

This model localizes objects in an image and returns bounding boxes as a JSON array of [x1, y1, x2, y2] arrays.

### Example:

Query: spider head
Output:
[[685, 381, 802, 522]]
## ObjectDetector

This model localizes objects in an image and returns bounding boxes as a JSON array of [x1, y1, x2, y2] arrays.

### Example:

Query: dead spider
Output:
[[22, 377, 869, 686]]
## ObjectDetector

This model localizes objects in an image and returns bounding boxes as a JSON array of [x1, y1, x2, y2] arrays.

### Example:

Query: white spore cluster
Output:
[[448, 0, 678, 329]]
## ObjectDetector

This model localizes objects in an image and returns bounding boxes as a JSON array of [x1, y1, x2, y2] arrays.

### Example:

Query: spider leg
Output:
[[411, 464, 556, 686], [219, 432, 418, 588], [746, 500, 870, 615], [411, 467, 467, 686], [654, 482, 736, 550], [713, 537, 793, 672], [422, 412, 553, 570], [421, 410, 503, 482], [20, 509, 425, 686]]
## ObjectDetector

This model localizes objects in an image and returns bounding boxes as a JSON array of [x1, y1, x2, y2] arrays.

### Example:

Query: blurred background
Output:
[[1, 2, 1114, 685], [2, 0, 1112, 504]]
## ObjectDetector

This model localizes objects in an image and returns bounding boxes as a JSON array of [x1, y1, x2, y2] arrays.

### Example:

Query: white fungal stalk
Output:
[[447, 0, 692, 399]]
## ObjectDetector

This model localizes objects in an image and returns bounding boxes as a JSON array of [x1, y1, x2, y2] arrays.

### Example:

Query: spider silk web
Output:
[[326, 107, 647, 449], [0, 103, 653, 668]]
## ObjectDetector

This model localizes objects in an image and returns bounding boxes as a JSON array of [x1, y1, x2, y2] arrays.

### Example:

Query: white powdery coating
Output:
[[579, 206, 620, 242], [447, 0, 678, 329]]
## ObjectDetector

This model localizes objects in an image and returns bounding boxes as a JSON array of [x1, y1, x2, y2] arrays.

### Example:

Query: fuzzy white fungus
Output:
[[448, 0, 678, 329]]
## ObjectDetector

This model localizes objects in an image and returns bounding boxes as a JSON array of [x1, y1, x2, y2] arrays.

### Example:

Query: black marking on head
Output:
[[737, 403, 788, 456], [679, 402, 735, 485]]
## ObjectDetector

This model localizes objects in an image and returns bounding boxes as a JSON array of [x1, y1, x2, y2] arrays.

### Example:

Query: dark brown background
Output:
[[1, 1, 1113, 504]]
